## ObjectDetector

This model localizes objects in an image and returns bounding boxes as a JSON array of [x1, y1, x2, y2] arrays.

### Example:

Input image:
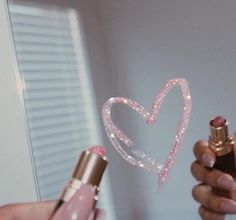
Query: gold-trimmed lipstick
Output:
[[50, 145, 108, 219], [209, 116, 235, 174]]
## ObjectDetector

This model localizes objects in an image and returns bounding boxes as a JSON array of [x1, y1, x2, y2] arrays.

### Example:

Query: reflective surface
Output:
[[4, 0, 236, 219]]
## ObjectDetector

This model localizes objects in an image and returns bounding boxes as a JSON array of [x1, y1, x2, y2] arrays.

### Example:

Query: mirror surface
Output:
[[3, 0, 236, 219]]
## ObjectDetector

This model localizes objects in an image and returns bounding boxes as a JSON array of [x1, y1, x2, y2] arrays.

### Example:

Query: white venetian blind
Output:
[[8, 2, 101, 201]]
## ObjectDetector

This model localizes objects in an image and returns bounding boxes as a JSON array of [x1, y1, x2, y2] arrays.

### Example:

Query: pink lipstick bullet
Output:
[[50, 145, 107, 220]]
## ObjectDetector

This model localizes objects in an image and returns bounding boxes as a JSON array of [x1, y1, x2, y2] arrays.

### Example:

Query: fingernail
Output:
[[217, 175, 236, 191], [202, 153, 215, 167], [221, 200, 236, 213], [61, 184, 96, 220]]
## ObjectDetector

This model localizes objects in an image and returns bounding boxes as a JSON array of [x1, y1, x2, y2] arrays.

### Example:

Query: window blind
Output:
[[8, 2, 102, 201]]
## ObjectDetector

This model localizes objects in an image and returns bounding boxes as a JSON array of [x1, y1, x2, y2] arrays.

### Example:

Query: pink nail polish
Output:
[[202, 153, 215, 167], [61, 184, 96, 220], [217, 175, 236, 191], [220, 200, 236, 213]]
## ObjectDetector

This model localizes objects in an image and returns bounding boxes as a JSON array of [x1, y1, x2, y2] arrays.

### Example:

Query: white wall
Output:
[[96, 0, 236, 219]]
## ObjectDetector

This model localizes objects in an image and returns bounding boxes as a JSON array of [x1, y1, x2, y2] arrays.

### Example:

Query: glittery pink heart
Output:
[[102, 78, 191, 183]]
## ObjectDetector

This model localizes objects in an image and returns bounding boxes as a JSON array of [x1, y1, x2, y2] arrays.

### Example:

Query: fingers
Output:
[[192, 140, 236, 219], [0, 201, 55, 220], [199, 206, 225, 220], [191, 161, 236, 191], [193, 140, 216, 168], [192, 184, 236, 214]]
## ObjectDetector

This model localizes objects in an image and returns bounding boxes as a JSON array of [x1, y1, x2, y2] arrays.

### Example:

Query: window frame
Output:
[[0, 3, 116, 220], [0, 0, 38, 203]]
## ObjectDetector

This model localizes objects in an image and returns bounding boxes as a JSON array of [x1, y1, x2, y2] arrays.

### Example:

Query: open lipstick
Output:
[[209, 116, 235, 174], [50, 145, 108, 220]]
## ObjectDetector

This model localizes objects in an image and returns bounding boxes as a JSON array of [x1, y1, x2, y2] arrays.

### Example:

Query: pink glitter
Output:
[[88, 145, 106, 157], [102, 78, 191, 183]]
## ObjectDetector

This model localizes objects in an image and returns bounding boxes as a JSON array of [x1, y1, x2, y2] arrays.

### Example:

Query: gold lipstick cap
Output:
[[72, 150, 107, 186], [209, 117, 234, 156]]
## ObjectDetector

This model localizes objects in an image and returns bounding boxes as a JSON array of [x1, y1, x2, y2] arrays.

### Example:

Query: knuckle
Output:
[[199, 206, 225, 220], [193, 140, 201, 151], [193, 140, 207, 153], [194, 140, 206, 147], [202, 168, 211, 182], [190, 161, 197, 175], [212, 214, 225, 220], [205, 171, 217, 187], [191, 161, 202, 181], [198, 206, 204, 216], [199, 206, 211, 220], [204, 194, 214, 210], [192, 185, 199, 201]]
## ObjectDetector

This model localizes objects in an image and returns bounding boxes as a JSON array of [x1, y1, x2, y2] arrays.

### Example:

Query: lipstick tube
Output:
[[50, 146, 108, 220], [209, 116, 235, 174]]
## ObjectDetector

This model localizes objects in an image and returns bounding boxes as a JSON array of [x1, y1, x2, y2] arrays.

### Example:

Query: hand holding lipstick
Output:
[[191, 116, 236, 220], [0, 145, 107, 220], [50, 145, 107, 220]]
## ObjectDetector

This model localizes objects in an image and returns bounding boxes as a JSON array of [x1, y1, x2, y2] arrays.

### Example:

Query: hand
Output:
[[0, 201, 55, 220], [191, 140, 236, 220], [0, 201, 105, 220]]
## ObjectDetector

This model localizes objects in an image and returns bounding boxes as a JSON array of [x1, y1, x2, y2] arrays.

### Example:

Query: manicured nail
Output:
[[202, 153, 215, 167], [217, 175, 236, 191], [221, 200, 236, 213]]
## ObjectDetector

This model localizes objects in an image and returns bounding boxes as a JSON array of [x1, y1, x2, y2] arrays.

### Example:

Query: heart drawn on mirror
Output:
[[102, 78, 192, 183]]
